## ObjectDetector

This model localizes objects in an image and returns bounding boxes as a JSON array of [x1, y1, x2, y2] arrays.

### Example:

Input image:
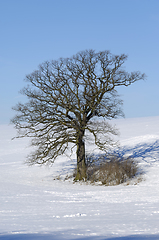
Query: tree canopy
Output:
[[11, 49, 145, 180]]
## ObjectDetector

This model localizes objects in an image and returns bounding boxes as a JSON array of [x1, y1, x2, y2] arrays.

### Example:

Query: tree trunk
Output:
[[74, 132, 87, 181]]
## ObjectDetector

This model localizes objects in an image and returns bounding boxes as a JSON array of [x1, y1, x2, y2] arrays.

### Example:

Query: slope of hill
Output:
[[0, 116, 159, 240]]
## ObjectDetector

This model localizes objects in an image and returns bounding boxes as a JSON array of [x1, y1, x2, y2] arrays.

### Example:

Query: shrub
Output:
[[86, 154, 139, 185]]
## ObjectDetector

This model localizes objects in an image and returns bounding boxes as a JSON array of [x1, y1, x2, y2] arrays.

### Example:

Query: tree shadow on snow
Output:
[[1, 233, 159, 240], [88, 139, 159, 173], [115, 139, 159, 165]]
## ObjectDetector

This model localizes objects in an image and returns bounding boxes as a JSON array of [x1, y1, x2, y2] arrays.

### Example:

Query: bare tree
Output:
[[11, 50, 145, 180]]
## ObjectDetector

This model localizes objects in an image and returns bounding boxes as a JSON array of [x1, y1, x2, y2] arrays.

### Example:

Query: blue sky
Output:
[[0, 0, 159, 124]]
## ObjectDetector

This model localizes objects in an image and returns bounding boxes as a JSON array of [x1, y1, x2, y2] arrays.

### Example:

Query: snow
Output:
[[0, 116, 159, 240]]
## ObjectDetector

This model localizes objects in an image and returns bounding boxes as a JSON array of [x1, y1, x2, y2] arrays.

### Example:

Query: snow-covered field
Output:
[[0, 116, 159, 240]]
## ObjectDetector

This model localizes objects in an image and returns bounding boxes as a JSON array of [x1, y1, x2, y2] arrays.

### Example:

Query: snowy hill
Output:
[[0, 116, 159, 240]]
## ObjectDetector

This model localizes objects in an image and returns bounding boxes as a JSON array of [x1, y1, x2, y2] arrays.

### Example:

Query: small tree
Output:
[[11, 50, 145, 180]]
